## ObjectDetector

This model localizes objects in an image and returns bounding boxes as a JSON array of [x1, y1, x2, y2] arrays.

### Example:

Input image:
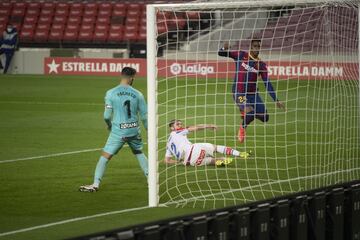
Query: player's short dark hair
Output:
[[168, 119, 181, 127], [251, 39, 261, 45], [121, 67, 137, 77]]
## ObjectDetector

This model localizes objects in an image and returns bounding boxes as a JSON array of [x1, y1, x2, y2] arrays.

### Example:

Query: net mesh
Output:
[[152, 0, 360, 208]]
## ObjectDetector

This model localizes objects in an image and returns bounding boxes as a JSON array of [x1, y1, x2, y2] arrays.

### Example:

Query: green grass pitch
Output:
[[0, 74, 359, 239]]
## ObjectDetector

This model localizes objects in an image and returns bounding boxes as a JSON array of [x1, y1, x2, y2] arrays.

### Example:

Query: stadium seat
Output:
[[51, 24, 65, 32], [22, 22, 36, 31], [113, 3, 127, 11], [20, 29, 34, 42], [127, 10, 140, 18], [93, 30, 108, 42], [78, 30, 93, 42], [65, 24, 79, 31], [99, 3, 112, 12], [40, 9, 54, 18], [69, 8, 83, 17], [125, 17, 139, 26], [82, 16, 96, 25], [27, 2, 41, 10], [23, 15, 38, 25], [34, 29, 49, 42], [42, 2, 56, 11], [84, 3, 98, 13], [68, 16, 81, 26], [112, 8, 126, 17], [26, 8, 40, 17], [70, 3, 84, 11], [13, 2, 27, 9], [0, 2, 12, 10], [56, 3, 70, 11], [80, 24, 94, 32], [0, 8, 11, 17], [55, 9, 69, 18], [124, 25, 137, 32], [0, 16, 9, 25], [37, 22, 50, 30], [111, 8, 126, 24], [123, 32, 138, 41], [48, 29, 63, 42], [97, 17, 110, 25], [63, 29, 78, 42], [53, 15, 67, 25], [107, 31, 123, 42], [138, 31, 146, 41], [84, 9, 98, 17], [109, 24, 123, 32], [98, 9, 112, 18], [95, 24, 109, 32], [127, 3, 142, 11], [11, 8, 26, 17]]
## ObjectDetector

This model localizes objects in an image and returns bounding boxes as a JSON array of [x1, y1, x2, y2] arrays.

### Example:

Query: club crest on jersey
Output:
[[105, 104, 112, 109], [241, 62, 258, 73]]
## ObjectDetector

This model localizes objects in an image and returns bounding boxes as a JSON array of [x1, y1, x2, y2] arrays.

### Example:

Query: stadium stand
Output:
[[0, 0, 204, 49], [238, 6, 358, 52]]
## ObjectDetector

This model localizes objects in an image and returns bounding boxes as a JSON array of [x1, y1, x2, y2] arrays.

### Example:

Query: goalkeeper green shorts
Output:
[[103, 132, 143, 155]]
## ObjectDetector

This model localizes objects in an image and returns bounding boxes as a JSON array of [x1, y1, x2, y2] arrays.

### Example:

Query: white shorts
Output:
[[184, 143, 215, 166]]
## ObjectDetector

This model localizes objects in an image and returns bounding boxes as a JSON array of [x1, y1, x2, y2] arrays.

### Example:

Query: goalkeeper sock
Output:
[[216, 145, 240, 157], [93, 156, 109, 188], [242, 111, 255, 128], [136, 153, 148, 177]]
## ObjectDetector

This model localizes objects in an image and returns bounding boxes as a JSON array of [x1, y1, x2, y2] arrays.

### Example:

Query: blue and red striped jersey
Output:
[[218, 49, 277, 101]]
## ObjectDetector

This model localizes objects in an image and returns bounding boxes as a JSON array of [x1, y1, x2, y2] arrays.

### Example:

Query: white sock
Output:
[[216, 145, 240, 157]]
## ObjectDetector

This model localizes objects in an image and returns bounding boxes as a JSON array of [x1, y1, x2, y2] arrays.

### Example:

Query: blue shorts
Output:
[[233, 93, 267, 114], [103, 132, 143, 155]]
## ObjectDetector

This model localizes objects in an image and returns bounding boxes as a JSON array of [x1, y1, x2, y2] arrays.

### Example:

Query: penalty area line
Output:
[[0, 206, 151, 237]]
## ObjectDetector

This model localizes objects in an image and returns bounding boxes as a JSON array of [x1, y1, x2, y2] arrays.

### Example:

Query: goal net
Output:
[[146, 0, 360, 208]]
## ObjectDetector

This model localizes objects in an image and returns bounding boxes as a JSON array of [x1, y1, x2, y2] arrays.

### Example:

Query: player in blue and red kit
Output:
[[218, 39, 286, 143]]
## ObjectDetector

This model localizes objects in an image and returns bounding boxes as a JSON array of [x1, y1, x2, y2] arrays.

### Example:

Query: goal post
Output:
[[147, 0, 360, 208], [147, 4, 158, 207]]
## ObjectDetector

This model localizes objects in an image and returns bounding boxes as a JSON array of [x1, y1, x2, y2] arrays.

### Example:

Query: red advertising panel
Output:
[[44, 57, 358, 80], [44, 57, 146, 76]]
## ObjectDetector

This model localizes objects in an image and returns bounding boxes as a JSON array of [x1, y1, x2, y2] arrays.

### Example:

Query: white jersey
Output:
[[165, 128, 192, 161]]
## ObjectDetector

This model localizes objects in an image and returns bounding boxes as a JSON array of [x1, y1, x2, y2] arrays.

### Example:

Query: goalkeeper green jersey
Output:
[[104, 84, 147, 137]]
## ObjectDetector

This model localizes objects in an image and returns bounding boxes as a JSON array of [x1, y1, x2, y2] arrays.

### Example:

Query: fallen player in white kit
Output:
[[164, 119, 251, 166]]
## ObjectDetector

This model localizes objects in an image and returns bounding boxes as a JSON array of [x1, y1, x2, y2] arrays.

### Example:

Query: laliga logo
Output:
[[170, 63, 214, 76]]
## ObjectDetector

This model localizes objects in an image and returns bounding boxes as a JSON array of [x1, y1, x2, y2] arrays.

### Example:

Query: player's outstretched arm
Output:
[[260, 63, 286, 111], [218, 42, 241, 59], [187, 124, 217, 132], [164, 156, 179, 165]]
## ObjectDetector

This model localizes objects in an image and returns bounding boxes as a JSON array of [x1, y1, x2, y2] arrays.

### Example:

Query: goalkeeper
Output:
[[79, 67, 148, 192], [218, 39, 286, 143], [164, 119, 250, 166]]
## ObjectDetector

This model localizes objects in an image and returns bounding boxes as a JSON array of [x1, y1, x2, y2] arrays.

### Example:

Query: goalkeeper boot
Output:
[[215, 158, 233, 167], [79, 184, 98, 192], [238, 125, 246, 143]]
